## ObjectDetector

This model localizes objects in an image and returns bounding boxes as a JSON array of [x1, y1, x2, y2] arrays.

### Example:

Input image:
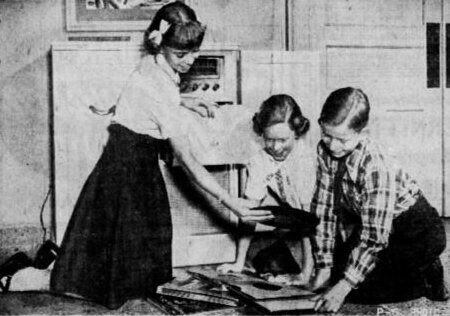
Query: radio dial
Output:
[[212, 83, 220, 91], [192, 83, 199, 91], [180, 81, 189, 93], [202, 83, 210, 91]]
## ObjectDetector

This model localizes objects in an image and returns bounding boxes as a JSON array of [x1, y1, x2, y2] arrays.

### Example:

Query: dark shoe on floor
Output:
[[34, 240, 60, 269], [0, 252, 33, 278], [0, 252, 33, 293], [426, 280, 450, 301], [424, 259, 449, 301], [0, 276, 12, 292]]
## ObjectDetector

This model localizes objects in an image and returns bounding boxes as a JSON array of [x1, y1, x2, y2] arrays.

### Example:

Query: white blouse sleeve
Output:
[[115, 71, 190, 139]]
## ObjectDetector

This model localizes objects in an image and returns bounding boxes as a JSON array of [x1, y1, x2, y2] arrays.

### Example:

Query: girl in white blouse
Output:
[[217, 94, 316, 286], [50, 2, 272, 309]]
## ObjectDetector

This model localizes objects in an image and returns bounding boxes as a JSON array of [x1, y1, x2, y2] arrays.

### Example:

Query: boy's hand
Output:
[[312, 279, 352, 313]]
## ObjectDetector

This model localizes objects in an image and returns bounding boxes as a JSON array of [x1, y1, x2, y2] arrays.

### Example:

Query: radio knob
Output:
[[192, 83, 199, 91], [180, 81, 189, 92], [212, 83, 220, 91], [202, 83, 210, 91]]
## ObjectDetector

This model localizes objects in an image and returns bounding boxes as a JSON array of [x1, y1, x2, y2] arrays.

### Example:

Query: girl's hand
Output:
[[222, 196, 273, 223], [237, 197, 260, 209], [181, 97, 219, 118], [216, 262, 244, 274], [235, 207, 274, 223], [228, 201, 274, 223], [312, 279, 352, 313], [254, 223, 276, 232]]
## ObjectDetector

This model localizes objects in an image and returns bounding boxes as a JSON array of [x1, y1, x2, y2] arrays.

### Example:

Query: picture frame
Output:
[[66, 0, 188, 32]]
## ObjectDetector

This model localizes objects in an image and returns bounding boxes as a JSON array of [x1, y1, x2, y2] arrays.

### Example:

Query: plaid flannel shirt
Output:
[[311, 137, 421, 288]]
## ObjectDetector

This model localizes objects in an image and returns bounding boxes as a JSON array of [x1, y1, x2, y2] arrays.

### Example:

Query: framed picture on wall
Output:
[[66, 0, 188, 32]]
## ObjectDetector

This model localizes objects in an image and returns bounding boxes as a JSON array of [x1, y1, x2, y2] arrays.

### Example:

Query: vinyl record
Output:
[[251, 205, 319, 234]]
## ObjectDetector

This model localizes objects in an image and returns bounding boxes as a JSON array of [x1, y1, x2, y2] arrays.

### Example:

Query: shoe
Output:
[[426, 280, 450, 301], [0, 252, 33, 293], [0, 252, 33, 278], [0, 276, 12, 292], [424, 259, 450, 301], [34, 240, 60, 269]]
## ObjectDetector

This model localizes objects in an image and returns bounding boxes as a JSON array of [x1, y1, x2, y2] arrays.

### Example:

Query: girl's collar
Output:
[[154, 53, 180, 86]]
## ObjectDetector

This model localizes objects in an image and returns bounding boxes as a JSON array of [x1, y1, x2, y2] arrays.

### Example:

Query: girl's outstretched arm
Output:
[[217, 198, 276, 274], [169, 135, 274, 223]]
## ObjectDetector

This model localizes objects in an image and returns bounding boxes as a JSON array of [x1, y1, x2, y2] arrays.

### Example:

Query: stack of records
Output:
[[188, 267, 316, 314], [156, 274, 240, 307]]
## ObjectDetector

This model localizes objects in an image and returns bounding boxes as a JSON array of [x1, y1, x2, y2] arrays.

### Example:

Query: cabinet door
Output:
[[322, 0, 443, 213], [52, 42, 238, 267]]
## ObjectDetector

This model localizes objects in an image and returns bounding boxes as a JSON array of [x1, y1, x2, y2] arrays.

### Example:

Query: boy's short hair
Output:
[[318, 87, 370, 132]]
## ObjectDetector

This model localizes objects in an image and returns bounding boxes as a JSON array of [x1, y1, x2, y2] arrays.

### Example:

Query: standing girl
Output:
[[218, 94, 316, 286], [310, 87, 447, 312], [50, 1, 272, 309]]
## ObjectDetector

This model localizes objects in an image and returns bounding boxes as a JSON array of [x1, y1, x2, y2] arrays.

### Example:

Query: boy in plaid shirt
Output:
[[310, 87, 448, 312]]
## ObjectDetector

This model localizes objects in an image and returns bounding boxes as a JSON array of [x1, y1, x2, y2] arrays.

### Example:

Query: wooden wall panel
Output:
[[292, 0, 446, 214], [190, 0, 286, 50], [325, 0, 423, 27]]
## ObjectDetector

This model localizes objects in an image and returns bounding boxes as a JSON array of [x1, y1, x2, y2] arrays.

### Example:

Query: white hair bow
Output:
[[148, 19, 171, 46]]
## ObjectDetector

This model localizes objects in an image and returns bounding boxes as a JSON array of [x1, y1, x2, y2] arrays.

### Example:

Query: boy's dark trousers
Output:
[[331, 195, 447, 303]]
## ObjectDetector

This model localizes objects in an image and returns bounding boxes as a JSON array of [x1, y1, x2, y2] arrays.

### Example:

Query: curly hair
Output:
[[252, 94, 310, 138], [143, 1, 206, 55], [318, 87, 369, 132]]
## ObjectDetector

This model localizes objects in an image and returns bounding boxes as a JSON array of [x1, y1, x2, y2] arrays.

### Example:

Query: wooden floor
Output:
[[1, 220, 450, 315]]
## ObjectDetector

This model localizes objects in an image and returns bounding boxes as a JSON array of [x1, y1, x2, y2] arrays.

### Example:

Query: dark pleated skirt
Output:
[[50, 123, 173, 309]]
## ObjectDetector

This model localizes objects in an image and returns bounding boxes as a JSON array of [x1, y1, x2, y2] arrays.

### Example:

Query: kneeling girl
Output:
[[218, 94, 316, 286]]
